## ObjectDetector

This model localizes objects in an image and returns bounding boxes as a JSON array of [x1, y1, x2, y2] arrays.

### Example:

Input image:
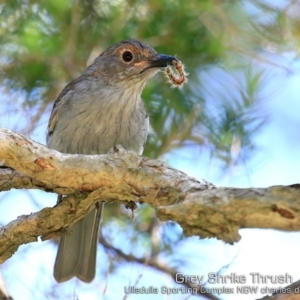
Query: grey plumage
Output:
[[47, 39, 176, 282]]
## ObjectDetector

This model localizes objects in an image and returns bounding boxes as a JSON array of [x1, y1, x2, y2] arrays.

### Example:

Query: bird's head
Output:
[[89, 39, 177, 91]]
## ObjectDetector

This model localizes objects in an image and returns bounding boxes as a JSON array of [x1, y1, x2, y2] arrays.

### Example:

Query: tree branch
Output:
[[1, 128, 300, 263]]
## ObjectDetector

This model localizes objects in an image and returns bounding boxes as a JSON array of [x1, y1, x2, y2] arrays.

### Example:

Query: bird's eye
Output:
[[122, 51, 133, 62]]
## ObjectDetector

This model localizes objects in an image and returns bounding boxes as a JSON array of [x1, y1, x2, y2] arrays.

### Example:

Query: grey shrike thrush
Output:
[[47, 39, 177, 283]]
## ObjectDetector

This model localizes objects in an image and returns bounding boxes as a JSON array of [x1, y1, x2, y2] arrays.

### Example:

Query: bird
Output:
[[47, 39, 177, 283]]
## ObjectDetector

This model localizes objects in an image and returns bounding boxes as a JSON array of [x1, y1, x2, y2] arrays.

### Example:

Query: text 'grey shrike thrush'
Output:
[[47, 39, 182, 283]]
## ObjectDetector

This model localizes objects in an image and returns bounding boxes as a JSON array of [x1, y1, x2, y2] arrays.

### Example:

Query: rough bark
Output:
[[1, 128, 300, 263]]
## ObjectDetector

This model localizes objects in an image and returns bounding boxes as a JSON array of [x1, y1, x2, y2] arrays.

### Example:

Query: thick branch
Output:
[[1, 128, 300, 262]]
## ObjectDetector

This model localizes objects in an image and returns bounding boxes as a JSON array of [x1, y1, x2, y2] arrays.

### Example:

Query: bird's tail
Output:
[[53, 202, 104, 282]]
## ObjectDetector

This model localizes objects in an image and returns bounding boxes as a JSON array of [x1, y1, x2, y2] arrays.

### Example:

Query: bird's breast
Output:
[[48, 91, 149, 156]]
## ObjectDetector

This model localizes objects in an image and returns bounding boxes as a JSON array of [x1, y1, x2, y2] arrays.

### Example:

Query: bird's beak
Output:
[[147, 54, 177, 68], [135, 54, 177, 71]]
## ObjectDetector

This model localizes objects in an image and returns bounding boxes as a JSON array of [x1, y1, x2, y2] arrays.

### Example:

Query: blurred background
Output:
[[1, 0, 300, 299]]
